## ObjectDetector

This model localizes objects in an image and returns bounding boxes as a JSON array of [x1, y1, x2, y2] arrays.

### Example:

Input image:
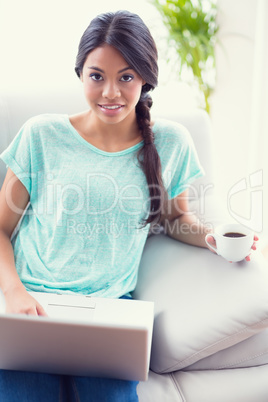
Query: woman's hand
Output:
[[4, 285, 47, 316], [205, 234, 217, 254], [245, 234, 259, 261], [206, 234, 259, 262]]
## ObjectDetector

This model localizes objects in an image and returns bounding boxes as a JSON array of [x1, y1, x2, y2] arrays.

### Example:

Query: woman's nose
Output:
[[102, 81, 121, 99]]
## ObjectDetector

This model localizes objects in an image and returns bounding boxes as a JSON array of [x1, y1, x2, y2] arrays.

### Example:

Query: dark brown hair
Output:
[[75, 10, 167, 226]]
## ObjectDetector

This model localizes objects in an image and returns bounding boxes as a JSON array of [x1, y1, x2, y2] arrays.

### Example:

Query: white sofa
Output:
[[1, 91, 268, 402]]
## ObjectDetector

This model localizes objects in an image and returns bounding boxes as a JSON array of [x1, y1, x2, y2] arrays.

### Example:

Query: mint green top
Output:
[[0, 114, 203, 297]]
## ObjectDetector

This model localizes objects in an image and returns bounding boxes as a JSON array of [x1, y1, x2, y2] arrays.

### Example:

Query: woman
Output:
[[0, 10, 256, 401]]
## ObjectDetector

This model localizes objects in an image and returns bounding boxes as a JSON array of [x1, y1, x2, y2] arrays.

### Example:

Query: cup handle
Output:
[[205, 233, 218, 254]]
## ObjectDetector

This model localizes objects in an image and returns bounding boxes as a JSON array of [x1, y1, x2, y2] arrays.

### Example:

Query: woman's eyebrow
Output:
[[118, 66, 133, 73], [87, 66, 104, 73], [87, 66, 133, 73]]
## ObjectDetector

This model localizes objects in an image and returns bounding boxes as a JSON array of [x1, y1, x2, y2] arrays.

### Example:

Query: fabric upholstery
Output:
[[134, 234, 268, 372]]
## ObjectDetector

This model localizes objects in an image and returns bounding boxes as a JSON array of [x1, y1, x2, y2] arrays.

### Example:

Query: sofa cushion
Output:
[[184, 328, 268, 370], [133, 234, 268, 373], [137, 370, 184, 402], [173, 365, 268, 402]]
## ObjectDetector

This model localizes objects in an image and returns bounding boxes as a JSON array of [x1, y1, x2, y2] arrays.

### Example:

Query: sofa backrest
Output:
[[0, 91, 214, 191]]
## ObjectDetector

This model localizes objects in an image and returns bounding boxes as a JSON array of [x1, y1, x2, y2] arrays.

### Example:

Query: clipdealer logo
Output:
[[227, 170, 263, 232]]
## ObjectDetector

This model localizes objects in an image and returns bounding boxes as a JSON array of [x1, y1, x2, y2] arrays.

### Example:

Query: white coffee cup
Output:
[[205, 223, 254, 262]]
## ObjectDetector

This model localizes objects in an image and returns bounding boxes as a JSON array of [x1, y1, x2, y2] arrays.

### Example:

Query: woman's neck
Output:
[[69, 109, 143, 152]]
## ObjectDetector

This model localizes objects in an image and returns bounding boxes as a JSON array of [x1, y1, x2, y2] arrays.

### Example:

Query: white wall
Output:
[[210, 0, 267, 239]]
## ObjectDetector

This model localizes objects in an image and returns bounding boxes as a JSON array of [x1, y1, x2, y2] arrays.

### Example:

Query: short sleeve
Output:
[[0, 121, 33, 194], [168, 127, 204, 199], [154, 119, 204, 200]]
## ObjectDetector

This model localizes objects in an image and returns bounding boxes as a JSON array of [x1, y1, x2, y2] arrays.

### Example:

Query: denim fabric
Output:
[[0, 370, 62, 402], [0, 370, 139, 402], [63, 375, 138, 402]]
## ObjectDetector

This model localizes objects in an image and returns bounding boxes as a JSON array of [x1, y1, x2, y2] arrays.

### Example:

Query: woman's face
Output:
[[81, 44, 146, 126]]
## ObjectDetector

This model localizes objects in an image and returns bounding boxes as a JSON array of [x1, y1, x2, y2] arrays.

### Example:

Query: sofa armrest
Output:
[[133, 232, 268, 373]]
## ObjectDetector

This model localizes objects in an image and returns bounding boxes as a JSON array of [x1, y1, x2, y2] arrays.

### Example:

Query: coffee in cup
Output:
[[223, 232, 246, 238], [205, 223, 254, 262]]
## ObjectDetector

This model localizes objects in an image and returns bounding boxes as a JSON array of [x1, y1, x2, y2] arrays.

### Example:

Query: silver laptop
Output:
[[0, 291, 154, 381]]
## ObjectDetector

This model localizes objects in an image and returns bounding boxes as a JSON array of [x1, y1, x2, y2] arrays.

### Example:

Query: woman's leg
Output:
[[66, 376, 139, 402], [0, 369, 64, 402]]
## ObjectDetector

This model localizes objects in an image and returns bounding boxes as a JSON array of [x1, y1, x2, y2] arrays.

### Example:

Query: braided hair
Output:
[[75, 10, 167, 226]]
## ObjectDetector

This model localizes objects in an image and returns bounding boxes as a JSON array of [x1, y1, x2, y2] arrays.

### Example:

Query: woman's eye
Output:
[[90, 73, 103, 81], [120, 75, 134, 82]]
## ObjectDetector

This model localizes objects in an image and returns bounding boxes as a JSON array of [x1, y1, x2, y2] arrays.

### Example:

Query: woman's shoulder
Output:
[[22, 113, 67, 131], [152, 117, 191, 144]]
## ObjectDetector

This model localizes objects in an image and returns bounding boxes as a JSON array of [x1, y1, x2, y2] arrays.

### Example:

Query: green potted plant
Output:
[[151, 0, 218, 113]]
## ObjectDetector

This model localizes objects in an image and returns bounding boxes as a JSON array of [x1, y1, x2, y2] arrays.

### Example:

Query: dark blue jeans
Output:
[[0, 371, 139, 401]]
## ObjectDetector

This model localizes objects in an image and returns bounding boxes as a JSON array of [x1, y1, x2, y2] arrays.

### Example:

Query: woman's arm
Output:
[[160, 189, 212, 248], [160, 189, 257, 259], [0, 168, 47, 315]]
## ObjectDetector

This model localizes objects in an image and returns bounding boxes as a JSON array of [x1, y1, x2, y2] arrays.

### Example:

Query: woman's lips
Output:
[[100, 104, 122, 109], [98, 104, 125, 115]]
